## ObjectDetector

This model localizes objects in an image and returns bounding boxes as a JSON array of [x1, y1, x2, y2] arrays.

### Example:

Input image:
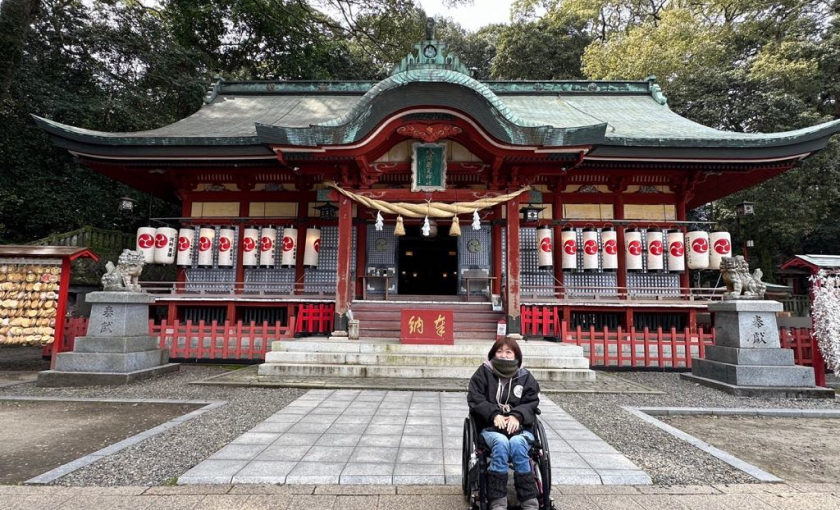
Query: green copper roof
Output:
[[255, 70, 607, 147]]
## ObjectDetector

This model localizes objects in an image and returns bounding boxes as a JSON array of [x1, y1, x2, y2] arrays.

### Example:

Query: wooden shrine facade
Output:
[[34, 31, 840, 335]]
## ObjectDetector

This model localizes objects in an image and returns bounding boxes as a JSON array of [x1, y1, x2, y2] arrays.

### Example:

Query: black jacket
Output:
[[467, 362, 540, 435]]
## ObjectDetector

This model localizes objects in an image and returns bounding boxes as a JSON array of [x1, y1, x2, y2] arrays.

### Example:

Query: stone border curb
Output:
[[0, 396, 226, 485], [622, 406, 840, 483]]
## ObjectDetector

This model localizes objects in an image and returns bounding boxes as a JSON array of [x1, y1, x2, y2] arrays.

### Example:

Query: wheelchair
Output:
[[461, 411, 555, 510]]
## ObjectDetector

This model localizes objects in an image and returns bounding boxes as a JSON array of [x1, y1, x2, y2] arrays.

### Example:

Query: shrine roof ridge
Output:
[[213, 78, 658, 97]]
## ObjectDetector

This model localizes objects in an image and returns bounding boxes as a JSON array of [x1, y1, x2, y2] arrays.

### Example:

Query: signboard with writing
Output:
[[400, 309, 454, 345], [411, 143, 447, 192]]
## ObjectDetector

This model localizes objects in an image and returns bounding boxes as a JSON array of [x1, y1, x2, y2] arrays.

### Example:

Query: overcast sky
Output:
[[418, 0, 515, 31]]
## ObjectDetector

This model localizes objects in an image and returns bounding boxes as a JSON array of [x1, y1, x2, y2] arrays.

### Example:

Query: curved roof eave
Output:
[[605, 118, 840, 149], [254, 71, 608, 148]]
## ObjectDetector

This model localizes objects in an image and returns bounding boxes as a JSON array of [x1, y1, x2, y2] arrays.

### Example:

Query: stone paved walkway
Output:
[[179, 390, 651, 486], [2, 483, 840, 510], [193, 366, 662, 394]]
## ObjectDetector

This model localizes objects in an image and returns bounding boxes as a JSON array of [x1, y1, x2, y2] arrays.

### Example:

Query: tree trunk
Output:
[[0, 0, 40, 102]]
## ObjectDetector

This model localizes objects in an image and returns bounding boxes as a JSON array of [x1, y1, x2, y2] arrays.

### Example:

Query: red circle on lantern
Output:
[[604, 239, 617, 255], [154, 233, 169, 249], [563, 239, 576, 255], [261, 236, 274, 252], [198, 237, 212, 252], [649, 240, 663, 256], [219, 237, 231, 252], [628, 240, 642, 256], [282, 236, 295, 252], [583, 239, 598, 255], [314, 238, 321, 253], [692, 238, 708, 253], [178, 236, 191, 252], [540, 237, 553, 253], [137, 233, 154, 249], [714, 238, 731, 255], [243, 237, 256, 252], [670, 242, 685, 257]]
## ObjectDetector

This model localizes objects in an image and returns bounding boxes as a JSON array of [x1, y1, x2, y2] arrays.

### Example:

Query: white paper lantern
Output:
[[259, 227, 277, 268], [667, 230, 686, 272], [685, 230, 710, 270], [582, 228, 599, 271], [560, 227, 577, 270], [153, 227, 178, 265], [176, 227, 196, 267], [217, 227, 235, 268], [709, 231, 732, 270], [625, 228, 643, 272], [197, 227, 216, 267], [646, 229, 664, 272], [280, 226, 298, 268], [242, 227, 260, 267], [136, 227, 156, 264], [601, 228, 618, 271], [536, 226, 553, 269], [303, 227, 321, 268]]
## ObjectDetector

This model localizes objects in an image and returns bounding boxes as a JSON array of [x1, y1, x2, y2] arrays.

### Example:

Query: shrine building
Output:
[[34, 30, 840, 342]]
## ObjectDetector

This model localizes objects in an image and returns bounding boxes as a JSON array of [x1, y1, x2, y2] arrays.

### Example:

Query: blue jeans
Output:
[[481, 429, 534, 474]]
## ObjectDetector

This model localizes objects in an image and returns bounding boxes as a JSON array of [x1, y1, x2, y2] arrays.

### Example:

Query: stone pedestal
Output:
[[681, 300, 833, 398], [38, 292, 178, 387]]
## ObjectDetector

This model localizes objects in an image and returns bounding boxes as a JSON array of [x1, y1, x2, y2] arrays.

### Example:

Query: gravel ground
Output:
[[0, 365, 304, 486], [549, 371, 839, 486]]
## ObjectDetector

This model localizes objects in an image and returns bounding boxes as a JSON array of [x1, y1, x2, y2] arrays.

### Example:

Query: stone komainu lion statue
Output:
[[101, 249, 145, 292], [721, 255, 766, 300]]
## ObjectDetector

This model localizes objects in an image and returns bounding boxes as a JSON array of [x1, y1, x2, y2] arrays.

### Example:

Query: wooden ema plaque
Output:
[[399, 309, 454, 345]]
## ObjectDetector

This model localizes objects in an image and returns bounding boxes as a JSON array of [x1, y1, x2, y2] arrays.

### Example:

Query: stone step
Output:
[[357, 319, 499, 329], [358, 331, 498, 341], [264, 351, 591, 369], [351, 301, 493, 311], [54, 349, 169, 373], [352, 311, 503, 322], [73, 336, 158, 354], [271, 340, 585, 357], [691, 358, 816, 387], [257, 362, 595, 381]]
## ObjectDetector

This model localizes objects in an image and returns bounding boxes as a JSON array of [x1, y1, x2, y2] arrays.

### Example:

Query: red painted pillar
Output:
[[809, 273, 827, 387], [552, 191, 564, 298], [176, 196, 193, 292], [505, 196, 521, 335], [334, 195, 353, 332], [51, 257, 73, 368], [492, 205, 502, 295], [355, 221, 366, 299], [614, 194, 627, 299], [235, 201, 249, 294], [676, 196, 690, 297], [294, 200, 308, 294]]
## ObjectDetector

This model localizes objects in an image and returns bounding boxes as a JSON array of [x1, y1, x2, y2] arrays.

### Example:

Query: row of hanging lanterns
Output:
[[536, 227, 732, 272], [137, 225, 322, 269]]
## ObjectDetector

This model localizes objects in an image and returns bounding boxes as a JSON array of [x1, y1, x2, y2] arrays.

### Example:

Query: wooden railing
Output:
[[139, 281, 335, 297], [519, 284, 726, 301], [151, 319, 292, 360], [31, 226, 133, 251], [558, 322, 716, 368]]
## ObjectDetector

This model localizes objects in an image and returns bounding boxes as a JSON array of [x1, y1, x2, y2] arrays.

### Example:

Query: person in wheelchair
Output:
[[467, 337, 540, 510]]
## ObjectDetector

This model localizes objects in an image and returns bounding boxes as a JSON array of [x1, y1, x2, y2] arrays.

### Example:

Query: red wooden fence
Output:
[[150, 319, 293, 360], [295, 303, 334, 335], [558, 321, 716, 368], [58, 317, 821, 368]]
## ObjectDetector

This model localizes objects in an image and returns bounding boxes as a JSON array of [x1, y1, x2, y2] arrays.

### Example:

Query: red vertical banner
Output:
[[400, 309, 454, 345]]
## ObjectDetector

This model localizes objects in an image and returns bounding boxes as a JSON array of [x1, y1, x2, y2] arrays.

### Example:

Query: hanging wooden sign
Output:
[[411, 143, 447, 192]]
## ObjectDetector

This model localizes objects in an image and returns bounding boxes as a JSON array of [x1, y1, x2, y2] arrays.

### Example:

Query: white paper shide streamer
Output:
[[422, 216, 431, 237], [472, 209, 481, 230], [375, 210, 384, 231]]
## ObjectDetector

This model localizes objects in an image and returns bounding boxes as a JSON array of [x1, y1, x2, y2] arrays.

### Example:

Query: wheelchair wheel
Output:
[[461, 417, 472, 498], [534, 417, 553, 510]]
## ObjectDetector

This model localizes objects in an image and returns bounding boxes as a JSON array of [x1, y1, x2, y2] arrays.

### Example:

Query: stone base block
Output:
[[680, 373, 835, 399], [704, 345, 794, 366], [37, 363, 180, 387], [73, 335, 158, 354], [691, 358, 815, 387], [54, 349, 169, 373]]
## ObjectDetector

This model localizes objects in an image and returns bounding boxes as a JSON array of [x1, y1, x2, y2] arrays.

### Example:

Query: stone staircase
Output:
[[258, 339, 596, 382], [350, 298, 502, 341]]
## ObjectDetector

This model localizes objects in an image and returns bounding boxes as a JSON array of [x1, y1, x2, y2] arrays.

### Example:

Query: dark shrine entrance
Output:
[[398, 226, 458, 295]]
